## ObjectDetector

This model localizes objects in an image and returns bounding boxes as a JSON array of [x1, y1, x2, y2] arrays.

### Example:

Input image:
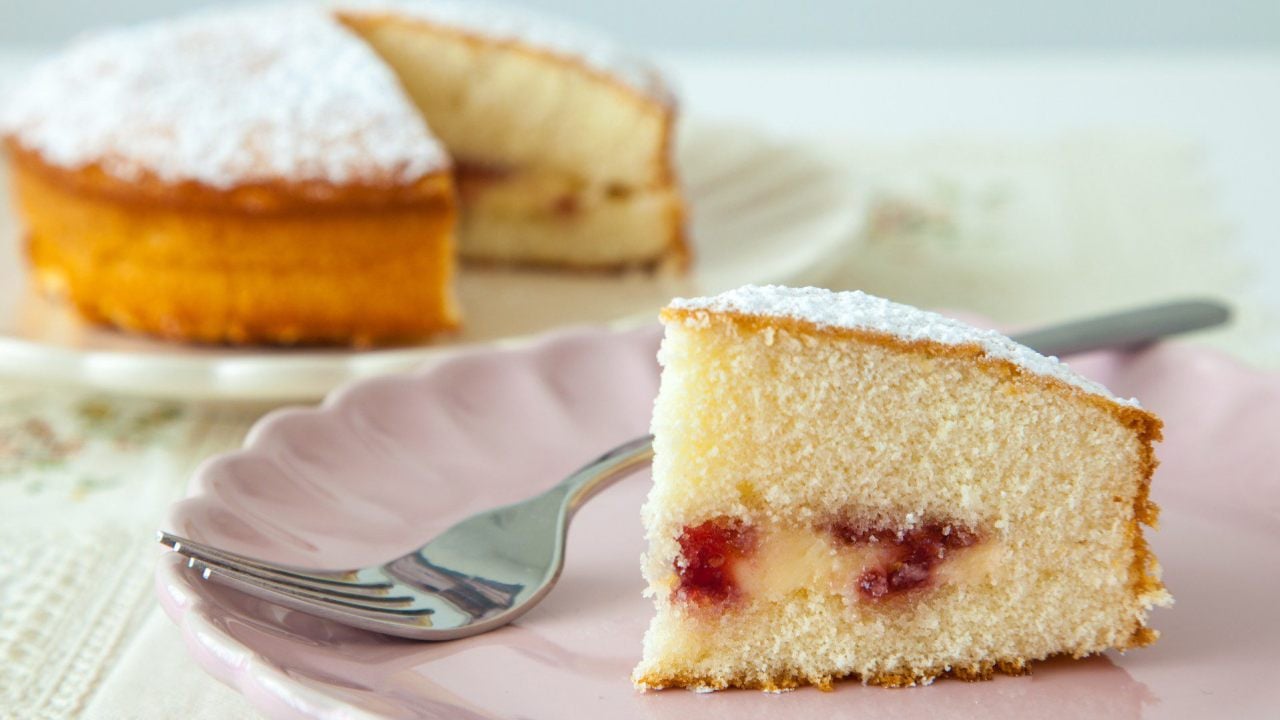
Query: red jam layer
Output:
[[828, 520, 981, 601], [674, 518, 756, 604], [454, 161, 514, 202], [551, 194, 580, 217]]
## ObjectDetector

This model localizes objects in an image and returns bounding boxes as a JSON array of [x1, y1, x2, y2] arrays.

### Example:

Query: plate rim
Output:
[[0, 123, 867, 401]]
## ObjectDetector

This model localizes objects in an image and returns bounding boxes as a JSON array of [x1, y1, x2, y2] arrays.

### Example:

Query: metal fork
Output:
[[159, 299, 1228, 640]]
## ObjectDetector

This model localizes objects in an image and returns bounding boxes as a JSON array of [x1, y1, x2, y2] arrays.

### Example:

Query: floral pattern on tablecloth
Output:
[[0, 382, 256, 718], [0, 392, 184, 499], [863, 179, 1011, 252]]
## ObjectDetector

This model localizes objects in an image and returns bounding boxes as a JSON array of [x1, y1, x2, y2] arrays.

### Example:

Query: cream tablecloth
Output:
[[1, 57, 1277, 720]]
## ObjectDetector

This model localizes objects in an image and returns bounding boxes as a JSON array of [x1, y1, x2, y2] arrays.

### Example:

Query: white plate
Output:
[[0, 123, 865, 400]]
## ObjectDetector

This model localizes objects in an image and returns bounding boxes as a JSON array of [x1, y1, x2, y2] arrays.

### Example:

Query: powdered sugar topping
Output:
[[2, 5, 446, 187], [669, 286, 1140, 407], [338, 0, 671, 101]]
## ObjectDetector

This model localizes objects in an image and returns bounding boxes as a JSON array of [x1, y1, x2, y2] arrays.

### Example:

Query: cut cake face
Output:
[[337, 0, 688, 270], [634, 285, 1170, 691]]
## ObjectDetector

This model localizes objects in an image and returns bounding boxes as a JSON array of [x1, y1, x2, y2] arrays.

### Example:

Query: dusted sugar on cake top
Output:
[[635, 285, 1169, 691], [667, 285, 1138, 406], [2, 4, 446, 188]]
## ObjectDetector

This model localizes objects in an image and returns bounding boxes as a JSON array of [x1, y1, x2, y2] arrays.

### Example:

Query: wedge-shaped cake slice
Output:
[[634, 285, 1170, 690]]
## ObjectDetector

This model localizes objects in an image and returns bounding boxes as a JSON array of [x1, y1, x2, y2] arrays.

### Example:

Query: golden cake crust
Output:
[[649, 305, 1166, 690], [7, 140, 460, 345], [634, 656, 1035, 692], [5, 139, 450, 213]]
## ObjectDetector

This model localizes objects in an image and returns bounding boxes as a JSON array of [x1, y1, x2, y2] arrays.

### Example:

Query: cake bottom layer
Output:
[[13, 162, 460, 346], [455, 164, 685, 270], [634, 516, 1158, 691]]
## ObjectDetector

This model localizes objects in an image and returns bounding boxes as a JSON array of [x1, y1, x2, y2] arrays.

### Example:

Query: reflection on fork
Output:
[[159, 434, 656, 640]]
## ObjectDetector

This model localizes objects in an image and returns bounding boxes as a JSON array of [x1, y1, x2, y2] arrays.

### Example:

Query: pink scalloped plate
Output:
[[158, 324, 1280, 720]]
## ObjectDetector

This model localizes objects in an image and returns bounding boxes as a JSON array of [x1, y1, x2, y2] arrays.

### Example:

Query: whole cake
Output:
[[634, 285, 1170, 691], [1, 1, 685, 345]]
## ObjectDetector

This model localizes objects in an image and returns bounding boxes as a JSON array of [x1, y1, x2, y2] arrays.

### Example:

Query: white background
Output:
[[1, 0, 1278, 50]]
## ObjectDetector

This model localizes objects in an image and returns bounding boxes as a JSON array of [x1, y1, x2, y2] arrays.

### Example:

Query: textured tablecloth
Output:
[[0, 129, 1269, 719]]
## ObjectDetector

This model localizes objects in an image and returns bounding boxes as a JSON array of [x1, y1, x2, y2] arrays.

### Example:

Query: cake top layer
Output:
[[338, 0, 671, 101], [667, 285, 1139, 407], [2, 5, 447, 188]]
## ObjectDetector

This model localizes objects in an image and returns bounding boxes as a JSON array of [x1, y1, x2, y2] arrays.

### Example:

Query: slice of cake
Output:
[[337, 1, 687, 270], [2, 6, 458, 345], [634, 285, 1170, 691]]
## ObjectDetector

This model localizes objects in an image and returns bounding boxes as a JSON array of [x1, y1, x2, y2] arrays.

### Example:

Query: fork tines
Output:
[[157, 531, 434, 618]]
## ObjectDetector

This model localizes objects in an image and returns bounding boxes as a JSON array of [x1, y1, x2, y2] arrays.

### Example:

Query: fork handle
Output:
[[556, 297, 1230, 511], [1009, 299, 1229, 358], [559, 435, 655, 513]]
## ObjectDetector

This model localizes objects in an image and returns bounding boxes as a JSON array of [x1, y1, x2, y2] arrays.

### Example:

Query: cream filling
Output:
[[732, 527, 1002, 604], [455, 162, 632, 217]]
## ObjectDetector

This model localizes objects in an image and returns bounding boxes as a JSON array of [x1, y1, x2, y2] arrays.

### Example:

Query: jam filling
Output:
[[551, 194, 580, 217], [674, 518, 756, 604], [454, 161, 515, 202], [829, 520, 980, 601], [672, 515, 982, 606]]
